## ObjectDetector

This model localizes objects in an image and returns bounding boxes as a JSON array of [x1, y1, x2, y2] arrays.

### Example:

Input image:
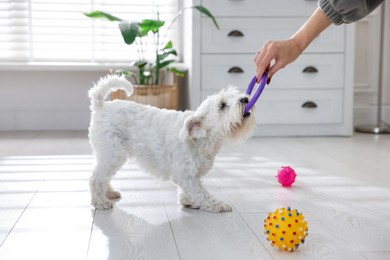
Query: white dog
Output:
[[88, 75, 256, 212]]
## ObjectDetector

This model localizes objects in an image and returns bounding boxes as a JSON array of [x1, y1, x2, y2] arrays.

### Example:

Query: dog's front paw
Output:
[[106, 190, 121, 200], [179, 193, 200, 209], [92, 199, 114, 210], [200, 198, 232, 213]]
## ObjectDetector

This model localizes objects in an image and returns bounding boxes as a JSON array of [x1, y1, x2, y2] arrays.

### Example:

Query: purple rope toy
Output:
[[244, 73, 267, 117]]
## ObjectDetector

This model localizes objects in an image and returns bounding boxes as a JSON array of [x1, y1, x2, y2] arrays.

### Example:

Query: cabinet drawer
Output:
[[202, 18, 345, 53], [202, 0, 317, 17], [201, 54, 344, 90], [201, 89, 344, 125]]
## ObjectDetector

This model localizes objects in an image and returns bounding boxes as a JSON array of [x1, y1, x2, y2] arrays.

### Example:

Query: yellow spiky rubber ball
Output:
[[263, 207, 308, 251]]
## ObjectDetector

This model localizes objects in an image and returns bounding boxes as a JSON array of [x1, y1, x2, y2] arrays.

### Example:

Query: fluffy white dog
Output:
[[88, 75, 256, 212]]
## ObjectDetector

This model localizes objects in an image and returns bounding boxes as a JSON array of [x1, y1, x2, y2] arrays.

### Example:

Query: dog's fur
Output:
[[88, 75, 256, 212]]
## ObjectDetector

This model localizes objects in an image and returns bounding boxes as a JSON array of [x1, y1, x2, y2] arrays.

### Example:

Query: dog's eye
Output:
[[219, 101, 228, 110]]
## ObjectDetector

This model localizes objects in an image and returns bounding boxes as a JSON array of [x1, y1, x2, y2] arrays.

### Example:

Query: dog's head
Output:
[[180, 86, 256, 143]]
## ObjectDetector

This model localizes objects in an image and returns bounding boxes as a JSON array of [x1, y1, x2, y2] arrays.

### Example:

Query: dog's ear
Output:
[[179, 115, 207, 140]]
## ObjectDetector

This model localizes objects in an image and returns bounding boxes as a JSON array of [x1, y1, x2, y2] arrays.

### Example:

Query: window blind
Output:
[[0, 0, 180, 63]]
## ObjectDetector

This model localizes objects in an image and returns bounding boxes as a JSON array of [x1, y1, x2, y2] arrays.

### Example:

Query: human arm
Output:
[[254, 0, 384, 82], [253, 7, 332, 83], [319, 0, 384, 25]]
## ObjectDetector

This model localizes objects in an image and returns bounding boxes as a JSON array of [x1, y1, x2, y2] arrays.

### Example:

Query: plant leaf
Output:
[[115, 69, 133, 76], [158, 59, 176, 69], [163, 41, 173, 50], [139, 19, 165, 36], [119, 21, 139, 45], [168, 67, 185, 77], [158, 53, 170, 61], [83, 10, 122, 22], [115, 70, 139, 84], [158, 49, 177, 61], [131, 60, 148, 68], [193, 5, 219, 29]]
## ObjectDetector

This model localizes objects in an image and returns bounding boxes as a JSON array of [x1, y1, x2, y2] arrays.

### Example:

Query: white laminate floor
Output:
[[0, 131, 389, 260]]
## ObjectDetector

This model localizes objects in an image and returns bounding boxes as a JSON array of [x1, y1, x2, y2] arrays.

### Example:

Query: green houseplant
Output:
[[84, 5, 219, 86]]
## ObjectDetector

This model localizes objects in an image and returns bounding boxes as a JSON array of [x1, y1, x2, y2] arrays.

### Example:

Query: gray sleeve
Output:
[[318, 0, 384, 25]]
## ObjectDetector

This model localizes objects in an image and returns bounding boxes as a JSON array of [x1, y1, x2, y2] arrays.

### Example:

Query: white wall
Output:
[[0, 69, 105, 130]]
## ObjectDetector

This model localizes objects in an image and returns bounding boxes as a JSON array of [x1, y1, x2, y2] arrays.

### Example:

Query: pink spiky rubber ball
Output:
[[276, 166, 296, 187]]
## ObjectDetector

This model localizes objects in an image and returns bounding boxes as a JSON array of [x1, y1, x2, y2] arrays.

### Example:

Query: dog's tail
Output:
[[88, 75, 134, 111]]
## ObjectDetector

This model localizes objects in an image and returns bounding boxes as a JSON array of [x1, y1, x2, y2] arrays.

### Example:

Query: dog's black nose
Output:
[[240, 97, 249, 104]]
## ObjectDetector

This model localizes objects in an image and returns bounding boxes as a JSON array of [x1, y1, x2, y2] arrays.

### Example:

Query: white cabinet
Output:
[[201, 54, 345, 90], [185, 0, 355, 136]]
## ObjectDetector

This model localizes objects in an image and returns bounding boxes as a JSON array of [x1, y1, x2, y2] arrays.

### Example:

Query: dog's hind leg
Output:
[[90, 148, 127, 209]]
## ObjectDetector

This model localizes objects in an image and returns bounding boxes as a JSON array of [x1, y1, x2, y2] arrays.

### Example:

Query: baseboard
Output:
[[354, 105, 390, 126]]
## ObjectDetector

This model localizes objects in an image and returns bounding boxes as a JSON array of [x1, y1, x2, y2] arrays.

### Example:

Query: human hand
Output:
[[253, 38, 303, 84]]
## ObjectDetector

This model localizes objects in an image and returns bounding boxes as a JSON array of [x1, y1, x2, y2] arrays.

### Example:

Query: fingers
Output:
[[255, 55, 273, 83], [254, 41, 276, 83], [267, 60, 285, 80], [254, 39, 297, 84], [253, 48, 266, 79]]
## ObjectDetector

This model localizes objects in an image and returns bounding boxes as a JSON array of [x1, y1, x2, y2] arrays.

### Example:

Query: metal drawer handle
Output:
[[227, 30, 244, 37], [228, 66, 244, 73], [302, 101, 318, 108], [302, 66, 318, 73]]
